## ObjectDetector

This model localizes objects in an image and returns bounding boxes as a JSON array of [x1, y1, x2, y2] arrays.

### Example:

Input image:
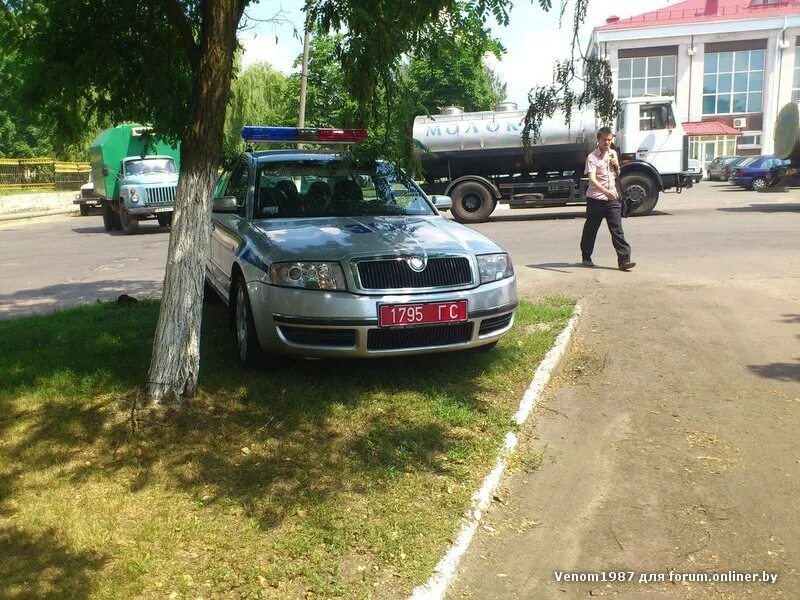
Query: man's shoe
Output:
[[581, 258, 594, 267], [618, 261, 636, 271]]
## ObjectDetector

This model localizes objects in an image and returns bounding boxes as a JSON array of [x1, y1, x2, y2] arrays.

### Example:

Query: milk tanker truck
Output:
[[412, 96, 694, 223]]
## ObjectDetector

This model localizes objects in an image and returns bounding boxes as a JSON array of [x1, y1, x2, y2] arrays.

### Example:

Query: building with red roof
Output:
[[589, 0, 800, 167]]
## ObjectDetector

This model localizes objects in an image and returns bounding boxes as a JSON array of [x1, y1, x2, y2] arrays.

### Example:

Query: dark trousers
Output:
[[580, 198, 631, 264]]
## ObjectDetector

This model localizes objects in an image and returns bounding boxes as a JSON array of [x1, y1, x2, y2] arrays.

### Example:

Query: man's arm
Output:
[[587, 171, 616, 200]]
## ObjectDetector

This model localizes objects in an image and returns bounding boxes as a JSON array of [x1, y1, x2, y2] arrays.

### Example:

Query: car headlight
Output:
[[269, 261, 347, 291], [477, 253, 513, 284], [129, 188, 139, 203]]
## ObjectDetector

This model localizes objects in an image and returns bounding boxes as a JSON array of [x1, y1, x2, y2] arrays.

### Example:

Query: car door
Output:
[[210, 157, 249, 297]]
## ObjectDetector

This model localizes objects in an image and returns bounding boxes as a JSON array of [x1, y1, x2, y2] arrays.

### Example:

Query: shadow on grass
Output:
[[0, 298, 561, 539], [0, 279, 163, 320], [0, 526, 106, 600]]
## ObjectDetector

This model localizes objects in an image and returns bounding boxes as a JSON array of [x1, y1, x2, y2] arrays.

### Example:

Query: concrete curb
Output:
[[409, 303, 583, 600], [0, 207, 79, 222]]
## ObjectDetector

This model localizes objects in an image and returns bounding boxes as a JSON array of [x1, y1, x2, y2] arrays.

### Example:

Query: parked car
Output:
[[730, 155, 791, 190], [687, 159, 703, 183], [205, 126, 518, 365], [721, 156, 750, 181], [707, 155, 741, 181]]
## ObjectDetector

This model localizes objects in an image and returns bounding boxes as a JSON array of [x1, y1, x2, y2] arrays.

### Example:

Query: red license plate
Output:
[[379, 300, 468, 327]]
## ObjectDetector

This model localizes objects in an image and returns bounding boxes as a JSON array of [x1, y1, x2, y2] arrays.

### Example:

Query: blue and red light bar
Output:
[[241, 126, 367, 144]]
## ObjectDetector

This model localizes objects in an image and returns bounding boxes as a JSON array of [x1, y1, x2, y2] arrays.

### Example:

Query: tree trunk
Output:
[[146, 0, 243, 404]]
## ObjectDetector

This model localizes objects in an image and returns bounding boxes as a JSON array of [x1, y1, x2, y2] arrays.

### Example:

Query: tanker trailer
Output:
[[769, 101, 800, 189], [413, 96, 693, 223]]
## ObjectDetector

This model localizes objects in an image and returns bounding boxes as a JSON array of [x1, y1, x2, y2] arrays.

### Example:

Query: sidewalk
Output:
[[0, 191, 79, 222]]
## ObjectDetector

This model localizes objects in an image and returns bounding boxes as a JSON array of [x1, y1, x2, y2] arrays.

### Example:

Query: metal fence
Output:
[[0, 158, 91, 191]]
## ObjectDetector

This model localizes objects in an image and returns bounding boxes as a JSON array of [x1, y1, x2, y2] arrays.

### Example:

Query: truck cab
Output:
[[615, 97, 692, 212]]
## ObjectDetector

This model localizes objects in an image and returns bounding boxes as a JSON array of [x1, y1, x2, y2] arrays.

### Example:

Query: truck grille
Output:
[[145, 185, 177, 205], [367, 322, 473, 350], [357, 257, 472, 290]]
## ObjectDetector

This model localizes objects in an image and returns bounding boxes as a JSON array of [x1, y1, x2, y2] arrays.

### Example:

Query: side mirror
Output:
[[430, 194, 452, 211], [212, 196, 239, 213], [102, 166, 109, 176]]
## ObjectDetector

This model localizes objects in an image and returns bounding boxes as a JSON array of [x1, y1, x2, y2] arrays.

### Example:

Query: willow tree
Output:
[[6, 0, 612, 404]]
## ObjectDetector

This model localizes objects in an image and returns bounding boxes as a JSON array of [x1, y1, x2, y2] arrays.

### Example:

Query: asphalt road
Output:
[[2, 182, 799, 599]]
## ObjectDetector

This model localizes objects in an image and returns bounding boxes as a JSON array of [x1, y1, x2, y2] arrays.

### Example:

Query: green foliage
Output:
[[223, 60, 293, 163], [522, 0, 621, 158]]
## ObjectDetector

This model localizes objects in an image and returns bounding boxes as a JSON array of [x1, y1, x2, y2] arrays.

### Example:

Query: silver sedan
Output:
[[205, 150, 517, 364]]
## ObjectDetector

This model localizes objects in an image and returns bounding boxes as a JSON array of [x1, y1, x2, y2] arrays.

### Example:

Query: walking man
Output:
[[580, 127, 636, 271]]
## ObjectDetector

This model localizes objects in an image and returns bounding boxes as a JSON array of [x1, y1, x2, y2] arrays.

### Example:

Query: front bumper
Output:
[[247, 276, 518, 357]]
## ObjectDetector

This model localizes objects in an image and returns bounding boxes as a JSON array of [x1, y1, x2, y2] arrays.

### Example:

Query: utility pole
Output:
[[298, 2, 312, 128]]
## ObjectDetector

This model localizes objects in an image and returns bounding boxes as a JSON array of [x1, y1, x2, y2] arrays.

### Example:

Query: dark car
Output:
[[721, 156, 750, 181], [731, 155, 791, 190], [707, 155, 741, 181]]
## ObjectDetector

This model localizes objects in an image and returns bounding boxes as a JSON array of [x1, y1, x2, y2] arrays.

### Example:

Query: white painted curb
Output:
[[409, 303, 582, 600]]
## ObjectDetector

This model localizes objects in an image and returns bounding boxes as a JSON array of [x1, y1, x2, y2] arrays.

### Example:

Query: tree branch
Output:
[[162, 0, 200, 72]]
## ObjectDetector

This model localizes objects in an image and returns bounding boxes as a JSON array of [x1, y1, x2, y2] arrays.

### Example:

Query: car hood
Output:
[[252, 216, 504, 261]]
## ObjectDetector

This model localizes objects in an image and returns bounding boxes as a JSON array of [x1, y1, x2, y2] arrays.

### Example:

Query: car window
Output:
[[639, 104, 675, 131], [224, 158, 249, 217], [254, 159, 434, 219]]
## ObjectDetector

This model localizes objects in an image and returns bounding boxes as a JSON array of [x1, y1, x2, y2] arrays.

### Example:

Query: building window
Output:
[[702, 49, 764, 115], [689, 136, 737, 164], [738, 132, 762, 148], [618, 56, 676, 98], [793, 49, 800, 103]]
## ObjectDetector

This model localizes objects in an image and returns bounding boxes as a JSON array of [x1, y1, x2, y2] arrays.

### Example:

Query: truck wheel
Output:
[[449, 182, 496, 223], [621, 174, 658, 215], [102, 202, 116, 231], [119, 203, 139, 234], [79, 204, 90, 216], [157, 213, 172, 227]]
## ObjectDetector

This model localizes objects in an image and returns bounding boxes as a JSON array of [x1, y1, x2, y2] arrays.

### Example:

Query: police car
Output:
[[205, 126, 517, 364]]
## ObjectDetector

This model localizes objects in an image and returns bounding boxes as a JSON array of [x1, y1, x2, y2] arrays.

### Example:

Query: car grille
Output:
[[145, 185, 177, 205], [367, 322, 473, 351], [357, 257, 472, 290], [478, 313, 513, 336], [279, 326, 356, 348]]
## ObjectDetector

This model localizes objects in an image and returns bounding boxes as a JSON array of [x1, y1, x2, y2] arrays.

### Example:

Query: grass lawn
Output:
[[0, 297, 574, 599]]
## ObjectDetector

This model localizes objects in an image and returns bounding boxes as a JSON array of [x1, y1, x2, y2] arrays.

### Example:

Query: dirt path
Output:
[[447, 251, 800, 598]]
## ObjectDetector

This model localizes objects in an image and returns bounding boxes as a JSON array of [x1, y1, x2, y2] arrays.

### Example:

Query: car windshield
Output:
[[124, 158, 177, 176], [254, 159, 434, 219]]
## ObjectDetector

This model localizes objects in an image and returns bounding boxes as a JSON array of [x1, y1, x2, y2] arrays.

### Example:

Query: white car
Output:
[[687, 159, 703, 183]]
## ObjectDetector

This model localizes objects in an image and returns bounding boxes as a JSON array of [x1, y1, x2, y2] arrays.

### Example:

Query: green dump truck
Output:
[[89, 124, 181, 233]]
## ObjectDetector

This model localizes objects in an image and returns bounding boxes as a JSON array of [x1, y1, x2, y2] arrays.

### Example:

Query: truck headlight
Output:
[[269, 261, 347, 291], [477, 253, 513, 284], [129, 188, 139, 203]]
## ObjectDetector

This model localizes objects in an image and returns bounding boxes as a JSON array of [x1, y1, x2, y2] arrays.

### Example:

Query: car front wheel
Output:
[[234, 277, 261, 367]]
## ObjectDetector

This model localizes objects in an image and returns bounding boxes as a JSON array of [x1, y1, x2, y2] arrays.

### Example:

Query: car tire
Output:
[[621, 173, 658, 215], [233, 276, 262, 367], [157, 213, 173, 227], [449, 181, 496, 223], [751, 177, 766, 191]]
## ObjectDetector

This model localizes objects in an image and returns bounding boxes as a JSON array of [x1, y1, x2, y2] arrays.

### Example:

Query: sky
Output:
[[239, 0, 675, 108]]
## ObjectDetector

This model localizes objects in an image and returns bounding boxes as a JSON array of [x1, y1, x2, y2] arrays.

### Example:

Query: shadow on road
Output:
[[0, 279, 162, 319], [71, 225, 169, 235], [526, 262, 621, 273], [748, 360, 800, 382], [489, 209, 670, 223], [717, 203, 800, 213]]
